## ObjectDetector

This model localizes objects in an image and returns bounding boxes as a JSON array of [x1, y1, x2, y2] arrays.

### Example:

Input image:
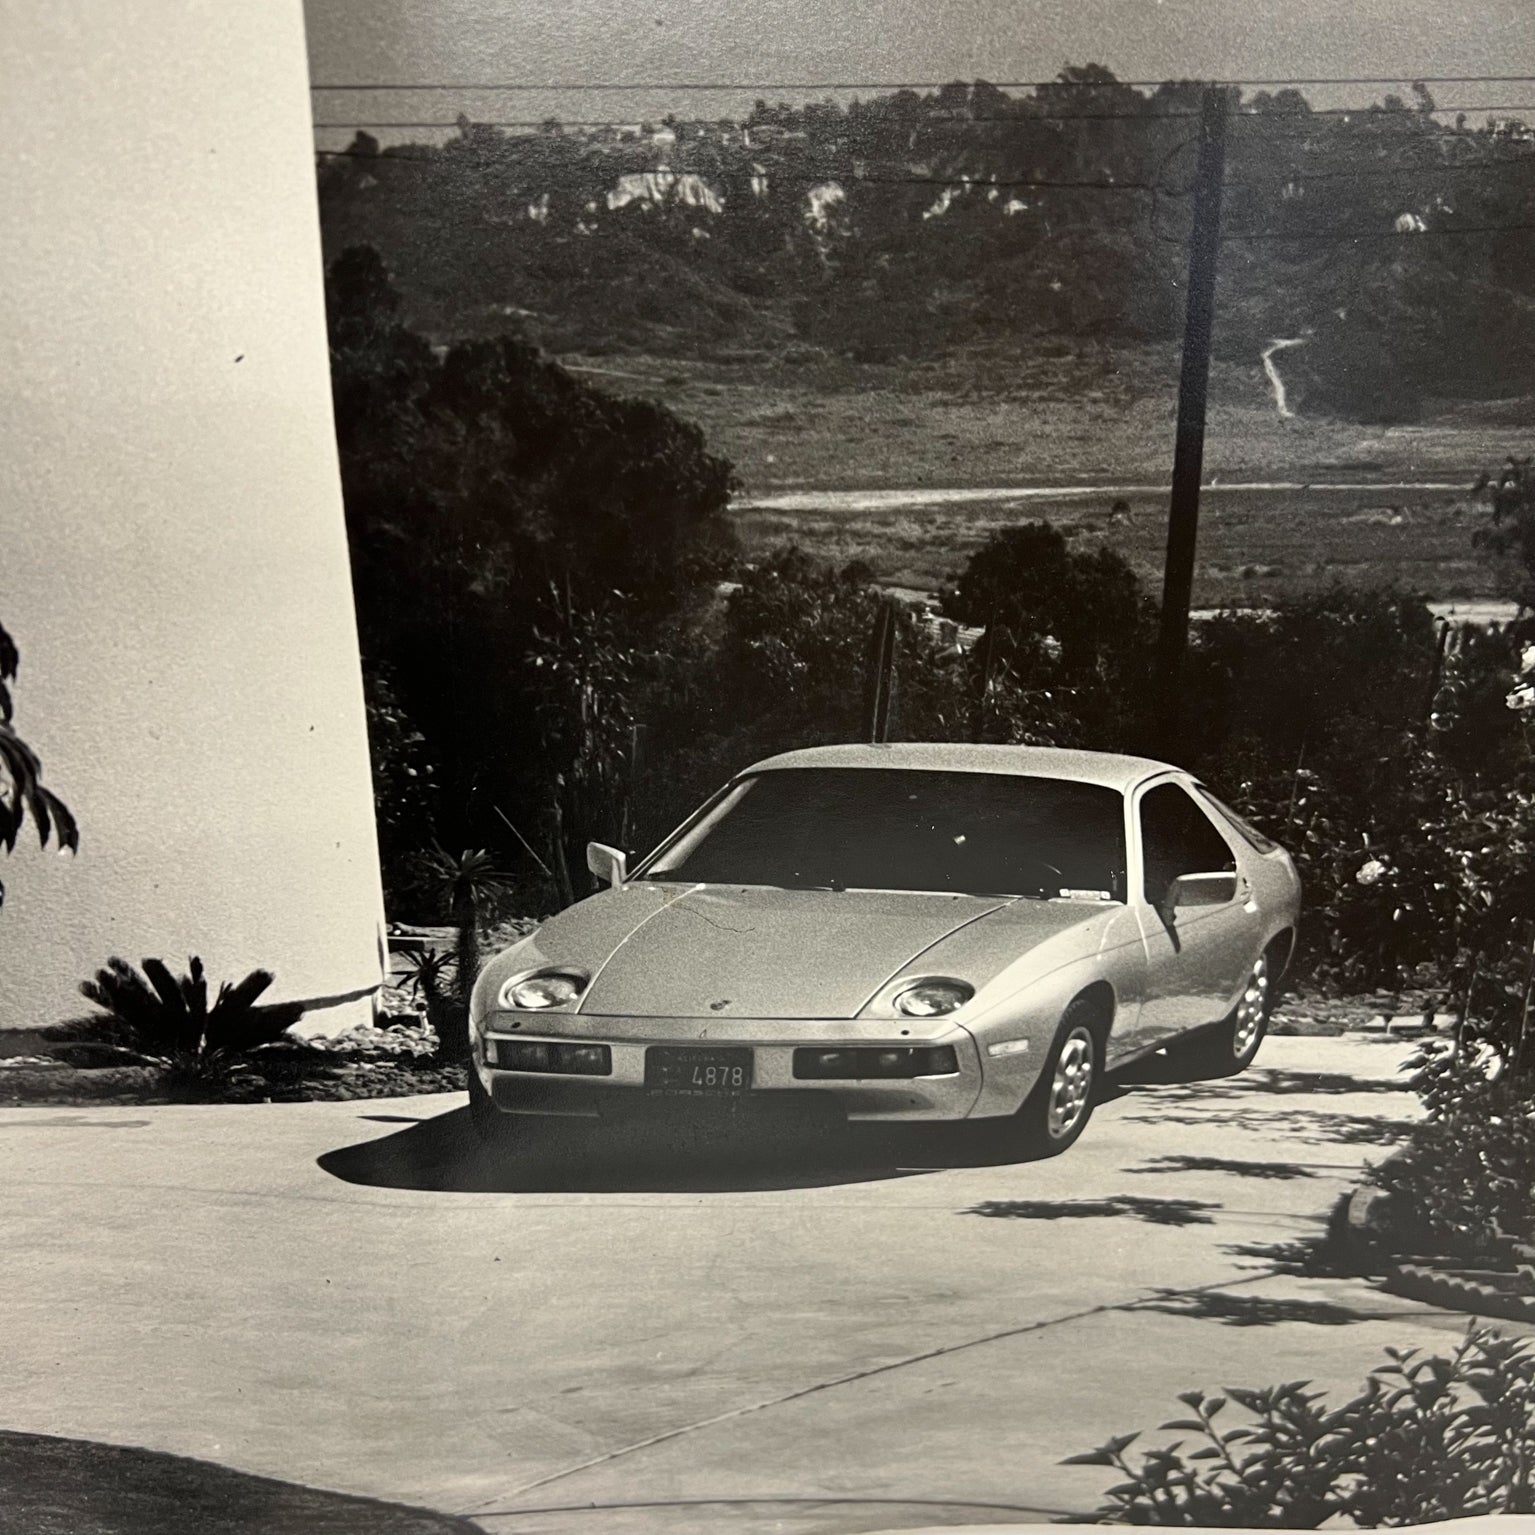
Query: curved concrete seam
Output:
[[471, 1493, 1070, 1522]]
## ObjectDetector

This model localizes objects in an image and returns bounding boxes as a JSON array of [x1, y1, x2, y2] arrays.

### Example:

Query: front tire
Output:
[[1003, 1001, 1103, 1159], [468, 1065, 518, 1152], [1170, 953, 1272, 1079]]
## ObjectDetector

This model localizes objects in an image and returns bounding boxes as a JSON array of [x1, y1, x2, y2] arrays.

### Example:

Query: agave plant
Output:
[[396, 947, 460, 1045], [413, 846, 514, 1059], [0, 619, 78, 912], [75, 957, 305, 1096]]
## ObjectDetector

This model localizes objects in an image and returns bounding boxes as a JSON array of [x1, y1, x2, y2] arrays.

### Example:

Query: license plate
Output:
[[645, 1047, 753, 1095]]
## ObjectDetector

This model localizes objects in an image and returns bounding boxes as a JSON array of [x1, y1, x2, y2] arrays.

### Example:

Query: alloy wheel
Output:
[[1047, 1026, 1096, 1141], [1232, 955, 1270, 1061]]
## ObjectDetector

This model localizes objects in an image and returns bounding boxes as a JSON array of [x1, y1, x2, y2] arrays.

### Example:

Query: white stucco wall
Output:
[[0, 0, 385, 1030]]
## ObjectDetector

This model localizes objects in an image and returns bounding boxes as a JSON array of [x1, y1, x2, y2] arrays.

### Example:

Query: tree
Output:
[[324, 247, 739, 902], [940, 522, 1158, 748], [0, 620, 77, 912], [620, 548, 967, 856]]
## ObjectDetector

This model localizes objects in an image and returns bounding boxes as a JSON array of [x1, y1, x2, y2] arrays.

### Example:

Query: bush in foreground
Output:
[[1066, 1326, 1535, 1525], [1369, 1041, 1535, 1267]]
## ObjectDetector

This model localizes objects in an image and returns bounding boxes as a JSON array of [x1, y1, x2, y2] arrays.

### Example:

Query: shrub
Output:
[[364, 667, 440, 914], [1368, 1041, 1535, 1265], [1474, 455, 1535, 606], [1183, 590, 1535, 996], [74, 957, 305, 1098], [1067, 1327, 1535, 1525]]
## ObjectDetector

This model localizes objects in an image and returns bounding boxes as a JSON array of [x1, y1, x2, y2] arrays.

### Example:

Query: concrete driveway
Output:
[[0, 1036, 1489, 1534]]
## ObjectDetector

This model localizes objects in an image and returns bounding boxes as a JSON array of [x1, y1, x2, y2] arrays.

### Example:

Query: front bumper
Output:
[[473, 1011, 987, 1123]]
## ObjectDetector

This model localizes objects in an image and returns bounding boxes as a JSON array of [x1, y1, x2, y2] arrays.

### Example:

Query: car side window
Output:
[[1194, 785, 1279, 854], [1139, 783, 1237, 904]]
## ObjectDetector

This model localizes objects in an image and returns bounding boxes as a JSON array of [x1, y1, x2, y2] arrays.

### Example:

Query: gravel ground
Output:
[[0, 1016, 466, 1106]]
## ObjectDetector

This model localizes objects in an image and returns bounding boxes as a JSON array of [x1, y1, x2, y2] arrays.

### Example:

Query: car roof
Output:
[[743, 742, 1181, 793]]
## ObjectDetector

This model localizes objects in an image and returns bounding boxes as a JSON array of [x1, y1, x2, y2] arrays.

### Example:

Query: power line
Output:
[[1221, 75, 1535, 86], [312, 124, 1535, 172], [1231, 154, 1535, 184], [313, 109, 1214, 127], [1239, 102, 1535, 118], [312, 102, 1535, 138], [309, 74, 1535, 92], [311, 80, 1182, 94], [1220, 218, 1535, 242]]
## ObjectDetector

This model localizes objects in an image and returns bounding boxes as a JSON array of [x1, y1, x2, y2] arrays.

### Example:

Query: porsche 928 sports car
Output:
[[468, 744, 1301, 1158]]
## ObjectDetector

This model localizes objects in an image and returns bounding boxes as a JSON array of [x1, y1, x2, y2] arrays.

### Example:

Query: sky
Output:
[[305, 0, 1535, 146]]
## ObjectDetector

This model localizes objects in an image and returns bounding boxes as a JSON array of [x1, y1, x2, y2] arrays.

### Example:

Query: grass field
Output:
[[563, 343, 1532, 606], [733, 484, 1498, 607]]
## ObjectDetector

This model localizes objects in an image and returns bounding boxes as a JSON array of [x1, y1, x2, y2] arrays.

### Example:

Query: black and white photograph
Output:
[[4, 1, 1535, 1531]]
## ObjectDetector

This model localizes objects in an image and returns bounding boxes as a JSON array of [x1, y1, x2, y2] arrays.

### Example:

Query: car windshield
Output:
[[640, 767, 1127, 898]]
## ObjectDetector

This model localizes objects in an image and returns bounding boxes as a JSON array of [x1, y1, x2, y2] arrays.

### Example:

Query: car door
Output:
[[1133, 778, 1258, 1046]]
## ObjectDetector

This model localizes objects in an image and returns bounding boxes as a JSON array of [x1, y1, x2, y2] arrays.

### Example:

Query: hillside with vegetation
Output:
[[317, 70, 1535, 427]]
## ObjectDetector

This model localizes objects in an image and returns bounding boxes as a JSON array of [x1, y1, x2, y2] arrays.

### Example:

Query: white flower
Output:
[[1356, 857, 1389, 886], [1521, 643, 1535, 675], [1506, 682, 1535, 713]]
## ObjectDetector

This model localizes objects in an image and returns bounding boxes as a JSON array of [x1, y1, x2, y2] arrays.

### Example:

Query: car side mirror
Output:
[[586, 841, 627, 888]]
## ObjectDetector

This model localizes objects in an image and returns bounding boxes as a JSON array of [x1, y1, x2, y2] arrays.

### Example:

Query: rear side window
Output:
[[1139, 783, 1236, 903], [1194, 786, 1280, 855]]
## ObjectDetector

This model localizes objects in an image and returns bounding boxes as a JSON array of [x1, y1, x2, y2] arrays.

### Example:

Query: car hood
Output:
[[497, 882, 1103, 1020]]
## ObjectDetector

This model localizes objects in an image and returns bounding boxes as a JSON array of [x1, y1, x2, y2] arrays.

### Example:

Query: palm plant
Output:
[[414, 846, 514, 1059], [76, 957, 305, 1096], [1, 620, 77, 912]]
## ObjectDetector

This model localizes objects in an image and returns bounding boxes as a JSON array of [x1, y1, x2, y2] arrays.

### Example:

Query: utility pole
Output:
[[865, 598, 897, 743], [1155, 85, 1232, 755]]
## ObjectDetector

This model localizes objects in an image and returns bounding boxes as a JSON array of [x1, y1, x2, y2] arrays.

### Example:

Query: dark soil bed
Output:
[[1269, 989, 1446, 1037], [0, 1011, 468, 1106], [0, 1057, 466, 1107]]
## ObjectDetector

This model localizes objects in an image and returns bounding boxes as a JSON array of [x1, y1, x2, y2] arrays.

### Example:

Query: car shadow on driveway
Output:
[[315, 1106, 986, 1193], [317, 1054, 1414, 1195]]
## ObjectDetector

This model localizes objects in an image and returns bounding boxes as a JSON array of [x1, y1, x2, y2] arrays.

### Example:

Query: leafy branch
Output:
[[1065, 1327, 1535, 1526], [0, 619, 77, 912]]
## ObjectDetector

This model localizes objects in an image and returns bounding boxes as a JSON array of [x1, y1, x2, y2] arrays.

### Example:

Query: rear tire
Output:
[[1003, 999, 1103, 1159], [1170, 952, 1272, 1080]]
